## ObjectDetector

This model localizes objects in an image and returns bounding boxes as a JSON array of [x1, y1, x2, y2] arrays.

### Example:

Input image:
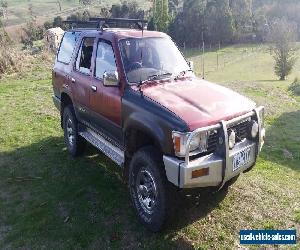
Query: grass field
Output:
[[0, 45, 299, 249], [4, 0, 78, 26], [3, 0, 150, 41], [3, 0, 149, 27]]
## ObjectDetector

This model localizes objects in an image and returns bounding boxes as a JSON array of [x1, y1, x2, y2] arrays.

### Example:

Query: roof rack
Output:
[[63, 18, 148, 30], [63, 20, 100, 29]]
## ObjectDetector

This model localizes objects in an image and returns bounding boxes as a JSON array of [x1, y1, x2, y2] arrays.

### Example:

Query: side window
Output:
[[57, 32, 80, 64], [75, 37, 95, 75], [95, 40, 117, 79]]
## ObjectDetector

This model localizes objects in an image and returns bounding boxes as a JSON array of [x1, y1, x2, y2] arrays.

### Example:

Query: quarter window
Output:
[[57, 31, 80, 64], [76, 37, 95, 75], [95, 41, 117, 79]]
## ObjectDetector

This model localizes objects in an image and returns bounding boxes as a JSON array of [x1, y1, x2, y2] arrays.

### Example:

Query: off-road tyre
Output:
[[129, 146, 171, 232], [63, 105, 86, 157]]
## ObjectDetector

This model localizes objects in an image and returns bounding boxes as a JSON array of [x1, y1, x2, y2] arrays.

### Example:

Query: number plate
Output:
[[233, 147, 252, 172]]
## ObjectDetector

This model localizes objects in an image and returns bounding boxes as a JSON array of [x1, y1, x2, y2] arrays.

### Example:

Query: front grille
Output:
[[227, 118, 252, 142], [207, 130, 219, 152], [192, 117, 254, 158]]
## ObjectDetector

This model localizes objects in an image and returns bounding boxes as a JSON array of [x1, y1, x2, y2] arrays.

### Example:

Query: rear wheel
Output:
[[129, 146, 170, 232], [63, 106, 86, 157]]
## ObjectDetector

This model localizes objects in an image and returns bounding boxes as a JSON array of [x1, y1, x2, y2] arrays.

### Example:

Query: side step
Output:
[[79, 128, 125, 166]]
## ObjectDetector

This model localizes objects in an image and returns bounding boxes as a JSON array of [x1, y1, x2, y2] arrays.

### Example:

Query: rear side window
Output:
[[75, 37, 95, 75], [57, 32, 80, 64]]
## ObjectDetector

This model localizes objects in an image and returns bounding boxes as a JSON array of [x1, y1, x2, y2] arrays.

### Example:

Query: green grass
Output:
[[0, 45, 299, 249]]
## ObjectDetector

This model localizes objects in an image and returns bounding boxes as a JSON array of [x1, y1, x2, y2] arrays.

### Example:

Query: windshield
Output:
[[119, 37, 192, 84]]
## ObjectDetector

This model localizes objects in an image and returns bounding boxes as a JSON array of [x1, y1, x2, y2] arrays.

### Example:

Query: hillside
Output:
[[2, 0, 150, 41], [4, 0, 149, 27]]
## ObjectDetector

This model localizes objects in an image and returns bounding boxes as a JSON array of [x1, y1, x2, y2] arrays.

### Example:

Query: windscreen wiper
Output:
[[140, 72, 173, 85], [174, 69, 193, 80]]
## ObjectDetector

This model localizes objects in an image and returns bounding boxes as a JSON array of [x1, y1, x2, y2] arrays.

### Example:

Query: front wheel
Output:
[[129, 146, 170, 232]]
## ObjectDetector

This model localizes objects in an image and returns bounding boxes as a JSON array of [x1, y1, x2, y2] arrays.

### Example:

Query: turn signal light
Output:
[[192, 168, 209, 179], [174, 136, 181, 153]]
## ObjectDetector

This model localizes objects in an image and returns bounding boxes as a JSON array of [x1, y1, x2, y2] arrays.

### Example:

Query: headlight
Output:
[[172, 131, 208, 157]]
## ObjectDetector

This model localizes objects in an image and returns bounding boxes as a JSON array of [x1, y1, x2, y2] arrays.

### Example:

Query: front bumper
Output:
[[163, 107, 265, 189]]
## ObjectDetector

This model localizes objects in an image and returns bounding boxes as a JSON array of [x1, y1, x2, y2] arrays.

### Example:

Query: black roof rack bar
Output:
[[89, 18, 148, 30], [63, 18, 148, 30], [63, 20, 101, 29]]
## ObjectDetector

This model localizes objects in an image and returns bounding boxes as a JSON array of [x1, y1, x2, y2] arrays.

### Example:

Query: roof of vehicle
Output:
[[67, 28, 168, 39]]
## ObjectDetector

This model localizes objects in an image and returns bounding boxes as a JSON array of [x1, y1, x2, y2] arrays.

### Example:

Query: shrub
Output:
[[268, 18, 297, 80], [0, 28, 17, 76], [0, 47, 16, 75], [0, 46, 34, 77], [288, 78, 300, 96], [21, 21, 44, 48], [0, 33, 33, 77]]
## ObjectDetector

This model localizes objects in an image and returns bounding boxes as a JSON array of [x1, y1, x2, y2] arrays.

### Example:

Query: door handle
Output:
[[91, 85, 97, 92], [71, 78, 76, 83]]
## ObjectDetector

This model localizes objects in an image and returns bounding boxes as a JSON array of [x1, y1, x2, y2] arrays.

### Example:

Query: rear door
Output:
[[70, 36, 96, 123], [53, 31, 80, 98], [89, 38, 122, 144]]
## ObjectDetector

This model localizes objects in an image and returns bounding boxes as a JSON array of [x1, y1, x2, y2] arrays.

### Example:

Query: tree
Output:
[[66, 11, 91, 22], [258, 1, 300, 40], [99, 7, 110, 18], [169, 0, 180, 17], [0, 0, 7, 9], [21, 21, 44, 48], [205, 0, 235, 43], [268, 18, 297, 80], [0, 0, 8, 19], [44, 21, 53, 30], [152, 0, 170, 32], [182, 0, 206, 46], [53, 16, 63, 27], [82, 10, 91, 21], [0, 8, 10, 44], [229, 0, 253, 39], [21, 3, 43, 47], [110, 1, 144, 19]]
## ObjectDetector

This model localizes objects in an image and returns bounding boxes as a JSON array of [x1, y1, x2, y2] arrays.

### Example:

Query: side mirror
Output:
[[188, 61, 194, 71], [103, 70, 119, 87]]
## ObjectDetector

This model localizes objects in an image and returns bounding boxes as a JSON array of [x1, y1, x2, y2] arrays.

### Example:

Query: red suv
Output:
[[52, 18, 265, 231]]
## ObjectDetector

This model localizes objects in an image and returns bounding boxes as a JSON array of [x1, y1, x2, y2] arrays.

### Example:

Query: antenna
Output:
[[139, 21, 145, 97], [202, 29, 205, 79], [141, 21, 144, 65]]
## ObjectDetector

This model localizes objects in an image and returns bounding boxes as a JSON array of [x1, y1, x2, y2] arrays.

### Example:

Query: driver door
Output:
[[89, 39, 122, 144]]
